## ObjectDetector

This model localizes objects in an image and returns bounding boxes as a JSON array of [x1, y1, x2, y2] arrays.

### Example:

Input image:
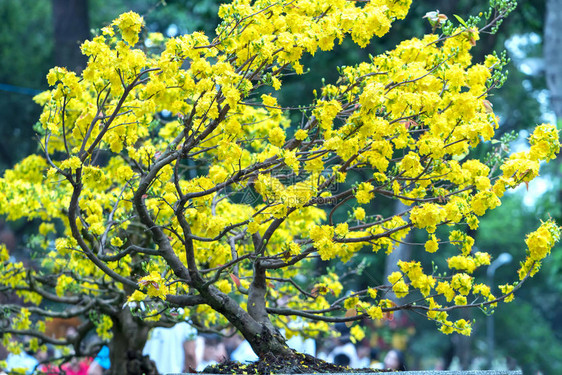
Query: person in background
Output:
[[87, 345, 110, 375], [355, 341, 371, 368], [223, 333, 243, 359], [4, 349, 38, 375], [333, 353, 351, 367], [4, 338, 39, 375], [142, 321, 198, 373], [196, 334, 227, 371], [36, 346, 62, 374], [369, 348, 384, 369], [230, 339, 258, 363], [383, 349, 407, 371], [62, 356, 91, 375], [326, 323, 359, 368], [59, 326, 91, 375]]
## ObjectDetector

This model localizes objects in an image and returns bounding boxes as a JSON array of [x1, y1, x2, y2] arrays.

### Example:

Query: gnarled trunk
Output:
[[243, 262, 294, 358], [52, 0, 89, 73], [195, 266, 294, 360], [107, 308, 151, 375], [243, 323, 294, 359]]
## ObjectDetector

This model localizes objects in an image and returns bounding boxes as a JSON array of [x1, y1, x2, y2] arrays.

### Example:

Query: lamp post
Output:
[[486, 252, 513, 369]]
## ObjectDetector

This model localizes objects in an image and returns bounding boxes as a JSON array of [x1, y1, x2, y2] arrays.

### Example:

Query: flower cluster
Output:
[[0, 0, 558, 355]]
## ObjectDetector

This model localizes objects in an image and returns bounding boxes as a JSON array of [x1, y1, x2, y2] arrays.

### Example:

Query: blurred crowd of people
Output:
[[1, 320, 407, 374], [316, 323, 407, 371]]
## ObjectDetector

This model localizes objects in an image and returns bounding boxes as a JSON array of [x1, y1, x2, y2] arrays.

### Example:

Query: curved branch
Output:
[[2, 300, 96, 320], [67, 179, 137, 289], [165, 294, 206, 307], [97, 244, 161, 262], [80, 68, 160, 160], [133, 152, 191, 283], [267, 307, 364, 322], [266, 276, 315, 299], [2, 329, 69, 346]]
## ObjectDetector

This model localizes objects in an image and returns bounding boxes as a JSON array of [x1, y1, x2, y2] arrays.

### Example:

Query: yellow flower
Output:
[[271, 77, 282, 90], [96, 315, 113, 341], [448, 255, 477, 273], [268, 127, 286, 147], [116, 165, 134, 183], [350, 325, 365, 344], [55, 274, 75, 297], [294, 129, 308, 141], [454, 295, 467, 306], [399, 152, 424, 177], [453, 319, 472, 336], [355, 182, 374, 204], [216, 279, 232, 294], [424, 235, 439, 253], [387, 271, 402, 285], [39, 223, 55, 236], [436, 281, 455, 302], [113, 11, 143, 45], [472, 283, 490, 297], [353, 207, 366, 221], [410, 203, 445, 233], [59, 156, 82, 172], [127, 290, 146, 303], [138, 271, 169, 300], [392, 280, 409, 298], [314, 100, 342, 130], [525, 220, 560, 262], [452, 273, 473, 295], [499, 284, 515, 303], [248, 221, 260, 234], [110, 237, 123, 247], [335, 223, 349, 237], [367, 306, 383, 320]]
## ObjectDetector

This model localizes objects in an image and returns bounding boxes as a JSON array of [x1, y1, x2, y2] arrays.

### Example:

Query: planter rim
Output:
[[179, 371, 522, 375]]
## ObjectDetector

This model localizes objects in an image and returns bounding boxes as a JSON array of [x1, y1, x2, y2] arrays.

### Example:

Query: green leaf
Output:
[[452, 150, 469, 161], [453, 14, 468, 28]]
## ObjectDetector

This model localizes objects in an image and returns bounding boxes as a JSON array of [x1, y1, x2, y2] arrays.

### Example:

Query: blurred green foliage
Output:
[[479, 193, 562, 374], [0, 1, 53, 170]]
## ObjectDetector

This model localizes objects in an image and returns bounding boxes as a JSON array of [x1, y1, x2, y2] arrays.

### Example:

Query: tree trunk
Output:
[[543, 4, 562, 334], [246, 265, 293, 358], [197, 276, 294, 359], [545, 0, 562, 118], [52, 0, 89, 73], [107, 308, 151, 375]]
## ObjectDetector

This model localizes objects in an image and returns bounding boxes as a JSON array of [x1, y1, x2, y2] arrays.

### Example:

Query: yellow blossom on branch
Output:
[[0, 0, 558, 365]]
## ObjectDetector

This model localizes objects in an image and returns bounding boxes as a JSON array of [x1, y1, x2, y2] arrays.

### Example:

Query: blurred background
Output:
[[1, 0, 561, 373]]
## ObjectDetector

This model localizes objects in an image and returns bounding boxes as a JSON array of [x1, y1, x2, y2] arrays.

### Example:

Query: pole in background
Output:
[[486, 252, 513, 369]]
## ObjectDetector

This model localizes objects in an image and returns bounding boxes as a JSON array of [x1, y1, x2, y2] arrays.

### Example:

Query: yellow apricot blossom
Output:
[[0, 0, 558, 367]]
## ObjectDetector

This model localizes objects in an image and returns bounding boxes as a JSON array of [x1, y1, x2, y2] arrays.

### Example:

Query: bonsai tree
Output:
[[0, 0, 559, 373]]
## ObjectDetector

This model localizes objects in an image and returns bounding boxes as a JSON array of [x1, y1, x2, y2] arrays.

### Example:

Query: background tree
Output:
[[52, 0, 90, 73], [0, 1, 53, 171], [478, 195, 562, 374], [0, 0, 560, 374]]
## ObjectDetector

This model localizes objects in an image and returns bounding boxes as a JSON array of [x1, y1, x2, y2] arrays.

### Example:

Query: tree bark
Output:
[[246, 262, 293, 357], [199, 282, 294, 359], [544, 0, 562, 241], [545, 0, 562, 118], [108, 308, 151, 375], [52, 0, 89, 73]]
